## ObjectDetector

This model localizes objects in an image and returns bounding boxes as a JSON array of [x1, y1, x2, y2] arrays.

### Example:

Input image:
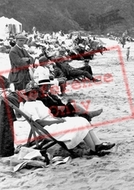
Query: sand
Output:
[[0, 38, 134, 190]]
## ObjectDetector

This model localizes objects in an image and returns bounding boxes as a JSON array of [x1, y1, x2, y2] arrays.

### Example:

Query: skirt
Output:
[[44, 116, 91, 149]]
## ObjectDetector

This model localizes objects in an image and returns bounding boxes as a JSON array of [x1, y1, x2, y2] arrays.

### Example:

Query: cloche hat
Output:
[[24, 81, 39, 95]]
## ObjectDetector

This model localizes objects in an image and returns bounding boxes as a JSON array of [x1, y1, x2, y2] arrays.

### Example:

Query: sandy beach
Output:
[[1, 38, 134, 190]]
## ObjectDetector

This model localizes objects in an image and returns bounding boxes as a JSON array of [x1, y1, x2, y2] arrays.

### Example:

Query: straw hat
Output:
[[37, 74, 54, 86]]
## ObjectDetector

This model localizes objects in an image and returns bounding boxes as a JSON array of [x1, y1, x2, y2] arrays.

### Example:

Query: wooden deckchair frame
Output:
[[0, 94, 74, 155]]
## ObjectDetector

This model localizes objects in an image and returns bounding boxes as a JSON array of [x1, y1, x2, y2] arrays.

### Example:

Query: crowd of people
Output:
[[0, 30, 116, 160], [7, 31, 104, 95]]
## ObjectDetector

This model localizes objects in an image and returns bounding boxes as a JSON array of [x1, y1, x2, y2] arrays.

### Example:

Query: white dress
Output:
[[23, 100, 91, 149]]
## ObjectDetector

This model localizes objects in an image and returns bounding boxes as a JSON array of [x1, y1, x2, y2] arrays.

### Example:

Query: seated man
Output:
[[78, 59, 93, 76], [59, 47, 93, 78], [37, 78, 103, 122], [38, 46, 49, 59], [67, 59, 93, 80], [57, 48, 93, 76], [48, 62, 67, 96], [55, 58, 100, 82], [22, 81, 115, 156]]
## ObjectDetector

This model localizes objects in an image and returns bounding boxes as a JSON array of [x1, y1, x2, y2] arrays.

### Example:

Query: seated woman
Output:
[[22, 81, 115, 156], [34, 56, 66, 96]]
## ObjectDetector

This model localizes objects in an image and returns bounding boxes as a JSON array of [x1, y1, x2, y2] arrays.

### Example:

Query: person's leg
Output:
[[82, 70, 101, 82], [83, 129, 102, 151], [89, 130, 102, 145], [70, 69, 100, 82], [71, 102, 103, 118], [83, 131, 96, 151], [70, 69, 93, 80], [84, 129, 115, 152], [79, 65, 93, 76], [59, 81, 66, 95]]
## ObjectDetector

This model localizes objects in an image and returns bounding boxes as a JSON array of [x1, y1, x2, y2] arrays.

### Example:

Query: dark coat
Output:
[[37, 92, 91, 121], [0, 98, 16, 157], [0, 92, 25, 157], [37, 91, 75, 117], [8, 45, 34, 90]]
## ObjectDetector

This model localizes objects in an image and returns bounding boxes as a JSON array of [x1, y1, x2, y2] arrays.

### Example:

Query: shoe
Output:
[[87, 150, 111, 157], [89, 109, 103, 118], [97, 151, 111, 157], [88, 150, 98, 156], [95, 142, 115, 152], [92, 78, 101, 82]]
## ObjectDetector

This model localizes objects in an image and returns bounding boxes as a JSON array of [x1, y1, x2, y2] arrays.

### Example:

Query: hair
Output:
[[25, 88, 39, 96]]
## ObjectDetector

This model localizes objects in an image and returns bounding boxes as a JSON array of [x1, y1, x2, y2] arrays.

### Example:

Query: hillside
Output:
[[0, 0, 134, 35]]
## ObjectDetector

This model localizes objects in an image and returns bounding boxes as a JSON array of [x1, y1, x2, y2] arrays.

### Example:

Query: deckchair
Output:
[[0, 93, 75, 157]]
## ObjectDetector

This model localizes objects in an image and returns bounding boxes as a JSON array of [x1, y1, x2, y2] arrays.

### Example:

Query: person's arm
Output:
[[36, 117, 65, 126], [23, 49, 35, 65], [49, 94, 65, 106], [54, 67, 66, 78], [27, 56, 35, 65], [9, 51, 34, 71]]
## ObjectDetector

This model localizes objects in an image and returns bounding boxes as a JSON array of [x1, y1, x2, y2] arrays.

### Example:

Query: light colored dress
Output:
[[23, 100, 91, 149]]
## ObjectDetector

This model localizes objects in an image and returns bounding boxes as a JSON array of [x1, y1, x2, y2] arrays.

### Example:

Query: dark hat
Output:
[[39, 55, 49, 64], [84, 59, 89, 62], [16, 34, 27, 40], [24, 81, 39, 95], [42, 46, 47, 51]]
